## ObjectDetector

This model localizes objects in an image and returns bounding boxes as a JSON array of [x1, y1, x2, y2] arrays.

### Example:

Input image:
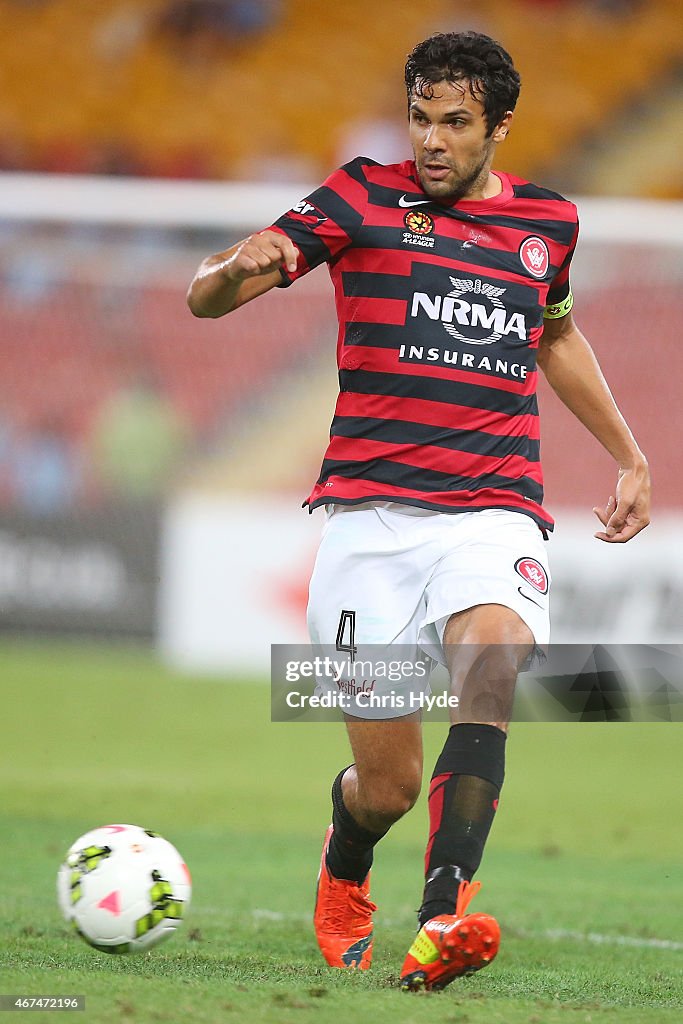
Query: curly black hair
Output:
[[405, 32, 521, 135]]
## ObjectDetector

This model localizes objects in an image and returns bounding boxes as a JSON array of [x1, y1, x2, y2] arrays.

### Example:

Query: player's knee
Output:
[[449, 641, 528, 724], [445, 608, 533, 657], [363, 788, 417, 825], [447, 631, 532, 686], [472, 644, 523, 682], [359, 772, 421, 824]]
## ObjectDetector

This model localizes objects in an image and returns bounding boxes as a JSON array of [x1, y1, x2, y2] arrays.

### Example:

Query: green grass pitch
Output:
[[1, 640, 682, 1023]]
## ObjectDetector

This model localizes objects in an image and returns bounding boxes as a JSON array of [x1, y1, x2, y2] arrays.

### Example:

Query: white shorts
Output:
[[306, 502, 551, 718]]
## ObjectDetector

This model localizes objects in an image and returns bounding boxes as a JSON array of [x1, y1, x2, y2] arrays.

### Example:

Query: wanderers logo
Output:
[[515, 557, 549, 594], [519, 236, 549, 278], [403, 210, 433, 235]]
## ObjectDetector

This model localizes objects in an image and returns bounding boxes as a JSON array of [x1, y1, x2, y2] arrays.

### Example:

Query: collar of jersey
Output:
[[407, 164, 514, 214]]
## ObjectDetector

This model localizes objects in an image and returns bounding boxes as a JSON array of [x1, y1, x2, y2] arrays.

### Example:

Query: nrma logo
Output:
[[411, 277, 527, 345]]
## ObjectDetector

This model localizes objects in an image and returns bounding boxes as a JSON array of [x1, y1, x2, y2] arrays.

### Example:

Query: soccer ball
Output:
[[57, 824, 192, 953]]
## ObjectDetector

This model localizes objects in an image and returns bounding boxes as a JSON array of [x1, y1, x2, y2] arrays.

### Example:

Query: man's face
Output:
[[409, 79, 511, 202]]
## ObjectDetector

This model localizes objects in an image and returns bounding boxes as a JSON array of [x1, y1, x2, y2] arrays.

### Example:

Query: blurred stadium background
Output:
[[3, 8, 683, 1018], [0, 0, 682, 667]]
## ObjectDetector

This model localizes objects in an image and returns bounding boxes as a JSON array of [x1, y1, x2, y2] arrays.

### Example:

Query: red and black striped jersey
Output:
[[268, 157, 578, 532]]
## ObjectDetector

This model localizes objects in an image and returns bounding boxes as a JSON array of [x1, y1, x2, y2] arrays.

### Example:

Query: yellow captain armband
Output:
[[543, 291, 574, 319]]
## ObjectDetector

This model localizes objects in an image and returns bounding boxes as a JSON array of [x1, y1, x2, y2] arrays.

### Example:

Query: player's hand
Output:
[[593, 461, 651, 543], [221, 230, 299, 282]]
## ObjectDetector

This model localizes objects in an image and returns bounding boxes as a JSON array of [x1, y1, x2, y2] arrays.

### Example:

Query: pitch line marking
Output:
[[250, 910, 683, 950], [538, 928, 683, 952]]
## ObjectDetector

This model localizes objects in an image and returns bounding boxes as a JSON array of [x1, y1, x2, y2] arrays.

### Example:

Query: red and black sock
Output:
[[419, 723, 506, 926], [325, 766, 389, 884]]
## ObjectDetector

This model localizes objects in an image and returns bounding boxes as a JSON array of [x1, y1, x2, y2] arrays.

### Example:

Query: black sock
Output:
[[325, 766, 389, 884], [419, 724, 506, 926]]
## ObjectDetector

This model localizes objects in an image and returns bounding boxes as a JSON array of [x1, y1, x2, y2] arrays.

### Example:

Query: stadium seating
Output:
[[490, 0, 683, 180], [568, 77, 683, 198], [0, 268, 333, 502], [0, 0, 682, 186]]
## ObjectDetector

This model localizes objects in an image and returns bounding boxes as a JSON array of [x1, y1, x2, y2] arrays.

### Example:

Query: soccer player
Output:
[[187, 31, 651, 991]]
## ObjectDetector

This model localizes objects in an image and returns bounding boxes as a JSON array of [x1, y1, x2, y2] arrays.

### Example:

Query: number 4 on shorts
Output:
[[336, 609, 357, 661]]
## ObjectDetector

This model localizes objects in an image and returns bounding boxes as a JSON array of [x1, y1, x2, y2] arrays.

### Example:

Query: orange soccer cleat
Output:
[[313, 825, 377, 969], [400, 879, 500, 991]]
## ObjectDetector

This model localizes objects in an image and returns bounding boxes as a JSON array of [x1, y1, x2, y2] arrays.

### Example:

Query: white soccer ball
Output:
[[56, 824, 192, 953]]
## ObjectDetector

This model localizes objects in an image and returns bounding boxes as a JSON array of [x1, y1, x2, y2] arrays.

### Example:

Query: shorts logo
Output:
[[519, 236, 549, 278], [403, 210, 433, 235], [514, 557, 548, 594]]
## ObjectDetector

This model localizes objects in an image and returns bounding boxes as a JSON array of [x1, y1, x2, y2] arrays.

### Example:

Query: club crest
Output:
[[519, 236, 549, 278], [515, 557, 548, 594]]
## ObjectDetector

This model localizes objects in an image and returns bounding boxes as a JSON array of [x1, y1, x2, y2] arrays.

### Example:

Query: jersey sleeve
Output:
[[265, 158, 370, 287], [544, 211, 578, 319]]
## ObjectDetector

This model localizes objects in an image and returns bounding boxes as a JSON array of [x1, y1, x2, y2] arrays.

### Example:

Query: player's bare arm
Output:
[[537, 311, 651, 543], [187, 230, 299, 318]]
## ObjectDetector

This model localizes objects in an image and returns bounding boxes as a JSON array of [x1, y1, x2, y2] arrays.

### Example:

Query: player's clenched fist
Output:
[[187, 230, 300, 317], [223, 230, 299, 281]]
